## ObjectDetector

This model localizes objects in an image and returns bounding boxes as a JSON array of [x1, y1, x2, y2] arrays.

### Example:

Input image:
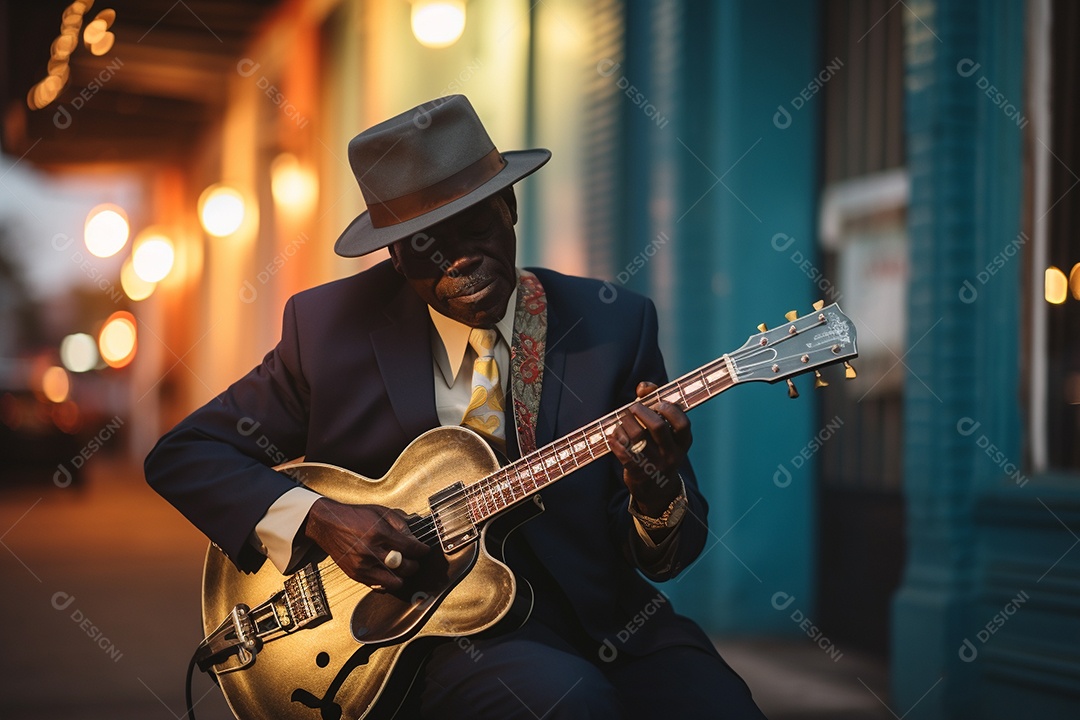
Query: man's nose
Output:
[[446, 254, 482, 278]]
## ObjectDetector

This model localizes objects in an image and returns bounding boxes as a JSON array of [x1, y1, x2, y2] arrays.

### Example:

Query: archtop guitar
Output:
[[196, 302, 858, 719]]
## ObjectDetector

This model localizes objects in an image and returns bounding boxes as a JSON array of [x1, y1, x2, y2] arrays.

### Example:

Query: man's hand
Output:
[[609, 381, 692, 518], [302, 498, 430, 592]]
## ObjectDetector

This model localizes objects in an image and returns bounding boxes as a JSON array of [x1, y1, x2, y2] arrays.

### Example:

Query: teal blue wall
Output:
[[612, 0, 823, 634], [893, 0, 1027, 716]]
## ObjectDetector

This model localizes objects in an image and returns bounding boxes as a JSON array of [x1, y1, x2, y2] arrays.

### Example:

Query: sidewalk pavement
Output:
[[0, 455, 893, 719]]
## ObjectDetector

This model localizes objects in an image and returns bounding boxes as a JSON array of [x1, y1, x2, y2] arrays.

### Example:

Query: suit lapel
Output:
[[371, 280, 439, 443]]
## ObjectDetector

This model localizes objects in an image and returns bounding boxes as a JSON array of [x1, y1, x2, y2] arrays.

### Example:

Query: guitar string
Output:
[[307, 372, 731, 592], [293, 320, 848, 595]]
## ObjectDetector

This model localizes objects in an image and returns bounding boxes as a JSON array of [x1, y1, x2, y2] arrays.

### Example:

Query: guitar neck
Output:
[[464, 356, 737, 523]]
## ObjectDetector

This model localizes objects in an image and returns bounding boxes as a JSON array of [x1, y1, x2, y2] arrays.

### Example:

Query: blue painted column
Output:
[[892, 0, 1024, 717], [617, 0, 822, 632]]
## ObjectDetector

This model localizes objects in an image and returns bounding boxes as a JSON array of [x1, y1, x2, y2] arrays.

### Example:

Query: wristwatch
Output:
[[628, 477, 687, 530]]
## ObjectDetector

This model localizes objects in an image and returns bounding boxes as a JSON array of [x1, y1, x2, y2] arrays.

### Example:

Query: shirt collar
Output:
[[429, 281, 518, 386]]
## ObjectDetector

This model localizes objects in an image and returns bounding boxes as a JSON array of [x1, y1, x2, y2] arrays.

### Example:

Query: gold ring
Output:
[[630, 439, 647, 454], [384, 550, 403, 570]]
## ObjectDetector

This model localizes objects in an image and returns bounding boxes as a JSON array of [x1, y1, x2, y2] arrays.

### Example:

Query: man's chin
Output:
[[446, 285, 511, 327]]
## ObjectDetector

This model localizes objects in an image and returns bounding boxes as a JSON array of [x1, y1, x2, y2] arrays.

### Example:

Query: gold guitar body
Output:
[[201, 427, 526, 720]]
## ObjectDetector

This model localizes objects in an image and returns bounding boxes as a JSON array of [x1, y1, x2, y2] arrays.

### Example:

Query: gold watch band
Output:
[[628, 476, 687, 530]]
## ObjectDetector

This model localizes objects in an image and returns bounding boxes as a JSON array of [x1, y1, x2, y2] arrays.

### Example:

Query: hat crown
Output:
[[347, 95, 496, 205]]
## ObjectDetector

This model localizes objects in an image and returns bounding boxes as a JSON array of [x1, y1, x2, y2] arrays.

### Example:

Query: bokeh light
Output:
[[199, 184, 246, 237], [98, 311, 137, 369], [121, 255, 156, 300], [411, 1, 466, 48], [1045, 266, 1068, 305], [271, 153, 318, 215], [42, 366, 70, 403], [84, 204, 129, 258], [60, 333, 99, 373], [132, 231, 175, 283]]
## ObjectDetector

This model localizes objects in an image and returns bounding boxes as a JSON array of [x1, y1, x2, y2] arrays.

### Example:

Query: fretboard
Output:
[[462, 355, 736, 523]]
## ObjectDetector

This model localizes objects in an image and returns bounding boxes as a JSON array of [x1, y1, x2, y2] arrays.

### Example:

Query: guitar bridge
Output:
[[197, 563, 331, 675], [429, 482, 478, 553]]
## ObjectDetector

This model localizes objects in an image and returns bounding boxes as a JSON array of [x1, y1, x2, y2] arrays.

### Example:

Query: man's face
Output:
[[388, 190, 517, 328]]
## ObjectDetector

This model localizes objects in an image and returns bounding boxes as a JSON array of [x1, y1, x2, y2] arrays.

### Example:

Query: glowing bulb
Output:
[[411, 1, 466, 48], [199, 185, 246, 237], [1069, 263, 1080, 301], [99, 311, 137, 369], [42, 366, 70, 403], [121, 256, 156, 300], [60, 333, 99, 373], [1046, 266, 1068, 305], [271, 153, 318, 215], [84, 204, 129, 258], [132, 233, 175, 283]]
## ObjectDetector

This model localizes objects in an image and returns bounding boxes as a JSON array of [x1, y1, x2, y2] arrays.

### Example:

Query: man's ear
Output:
[[387, 241, 404, 274], [499, 186, 518, 226]]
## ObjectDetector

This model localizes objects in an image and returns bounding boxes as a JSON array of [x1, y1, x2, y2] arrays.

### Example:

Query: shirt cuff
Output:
[[252, 486, 322, 573]]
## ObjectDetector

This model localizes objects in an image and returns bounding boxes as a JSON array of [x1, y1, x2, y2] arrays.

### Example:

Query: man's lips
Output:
[[449, 275, 497, 302]]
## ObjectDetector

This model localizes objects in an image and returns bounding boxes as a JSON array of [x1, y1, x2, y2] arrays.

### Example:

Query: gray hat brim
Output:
[[334, 148, 551, 258]]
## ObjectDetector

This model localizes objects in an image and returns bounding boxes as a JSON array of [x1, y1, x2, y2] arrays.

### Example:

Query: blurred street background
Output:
[[1, 0, 1078, 718]]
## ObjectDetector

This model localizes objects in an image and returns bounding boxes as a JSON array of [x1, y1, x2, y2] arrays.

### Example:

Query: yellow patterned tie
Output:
[[461, 328, 506, 450]]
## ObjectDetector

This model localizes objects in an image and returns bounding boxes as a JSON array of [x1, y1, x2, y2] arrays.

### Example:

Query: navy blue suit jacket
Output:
[[145, 260, 716, 657]]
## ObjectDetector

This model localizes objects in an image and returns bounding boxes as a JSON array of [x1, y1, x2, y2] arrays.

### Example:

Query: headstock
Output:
[[729, 301, 858, 396]]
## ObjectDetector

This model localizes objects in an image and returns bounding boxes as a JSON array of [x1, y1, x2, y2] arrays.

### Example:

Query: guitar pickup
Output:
[[429, 482, 478, 553]]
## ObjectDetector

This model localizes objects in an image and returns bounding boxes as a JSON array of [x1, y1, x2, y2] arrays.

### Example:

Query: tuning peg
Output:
[[757, 323, 768, 332], [812, 300, 824, 311], [785, 310, 798, 321], [814, 370, 829, 388], [844, 362, 857, 379], [786, 378, 799, 398]]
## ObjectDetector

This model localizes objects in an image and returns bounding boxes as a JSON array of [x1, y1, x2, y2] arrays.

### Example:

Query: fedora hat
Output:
[[334, 95, 551, 257]]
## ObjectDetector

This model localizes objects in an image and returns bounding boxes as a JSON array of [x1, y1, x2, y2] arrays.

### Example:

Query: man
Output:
[[145, 95, 764, 719]]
